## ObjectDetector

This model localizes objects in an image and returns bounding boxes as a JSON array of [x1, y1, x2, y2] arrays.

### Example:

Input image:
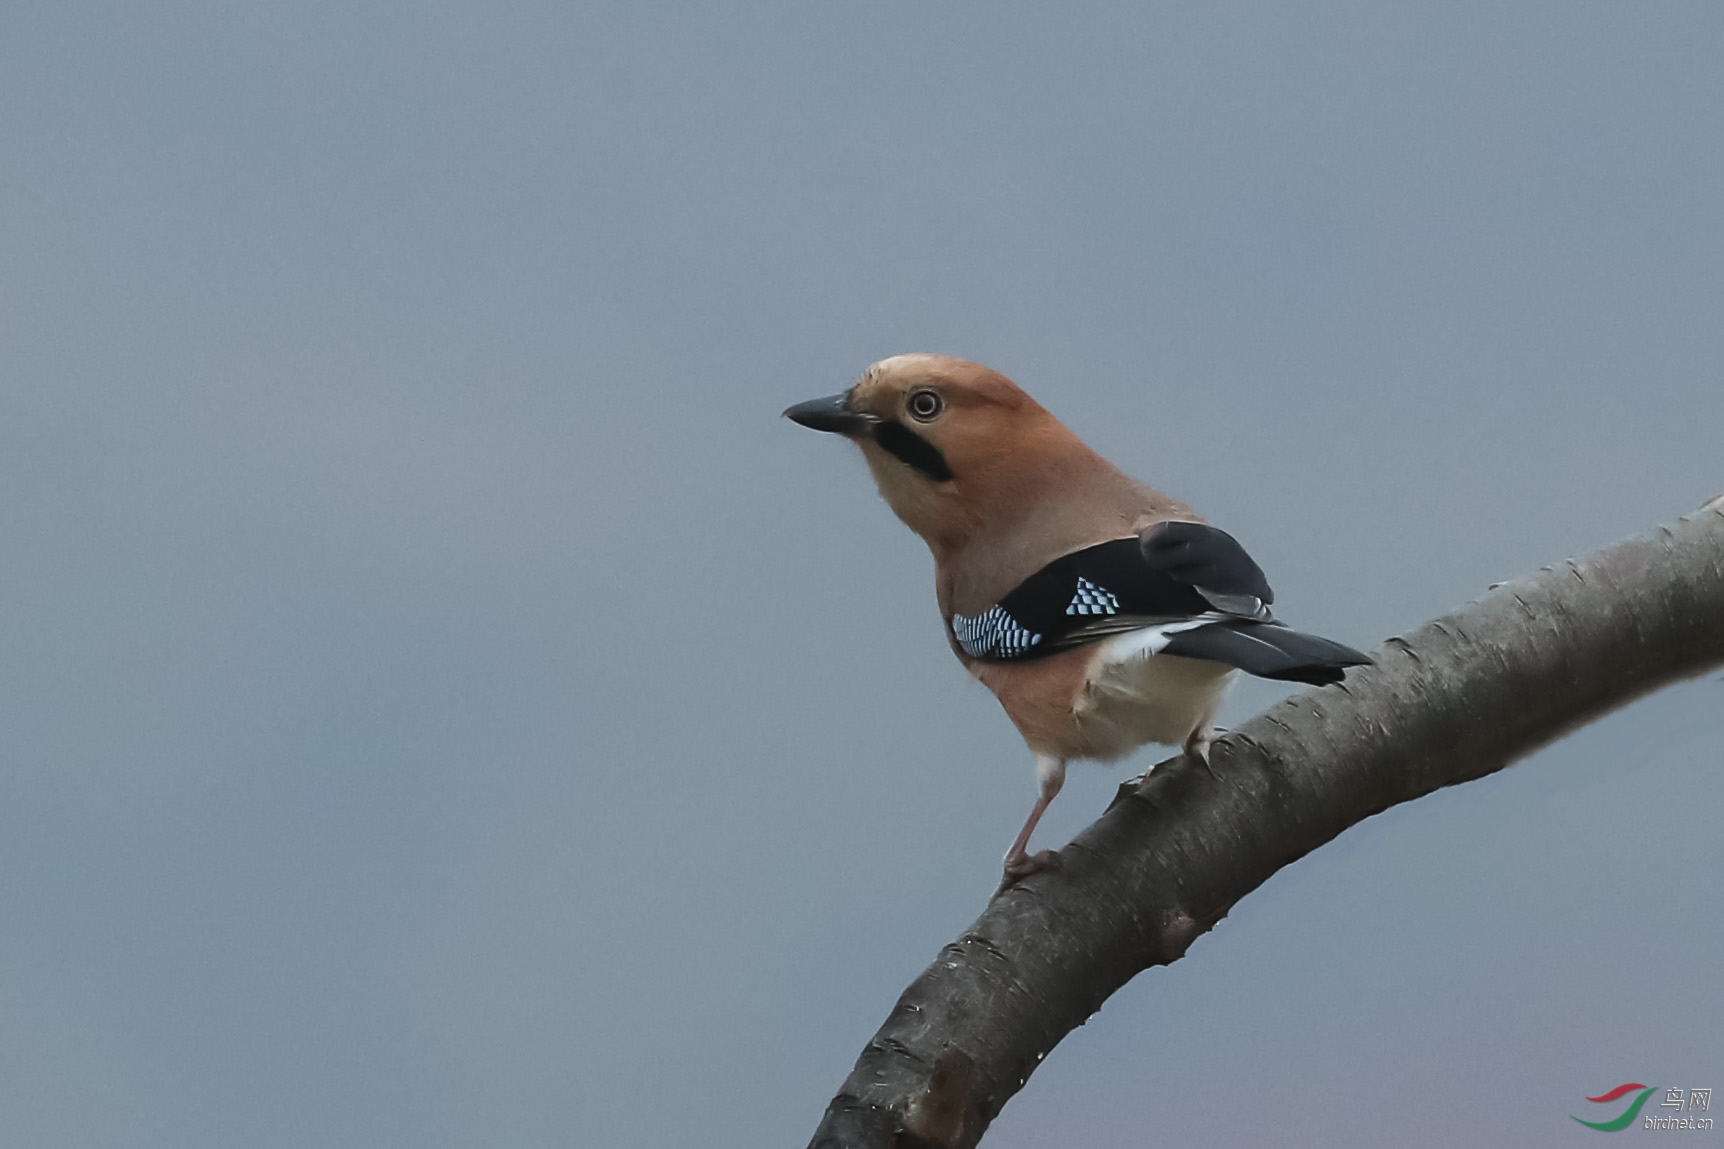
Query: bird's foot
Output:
[[1000, 848, 1061, 888], [1184, 728, 1225, 780], [1183, 728, 1214, 763]]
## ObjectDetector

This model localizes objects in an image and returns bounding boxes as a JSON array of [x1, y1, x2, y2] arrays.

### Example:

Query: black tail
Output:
[[1162, 621, 1371, 685]]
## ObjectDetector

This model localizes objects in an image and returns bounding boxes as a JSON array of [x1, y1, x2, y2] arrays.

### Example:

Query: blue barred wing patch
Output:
[[1066, 576, 1119, 616], [951, 606, 1042, 659]]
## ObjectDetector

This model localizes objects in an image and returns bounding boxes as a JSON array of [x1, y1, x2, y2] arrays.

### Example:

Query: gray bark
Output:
[[808, 500, 1724, 1149]]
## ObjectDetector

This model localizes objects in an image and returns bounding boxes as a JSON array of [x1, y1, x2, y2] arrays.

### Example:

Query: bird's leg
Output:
[[1002, 755, 1066, 885]]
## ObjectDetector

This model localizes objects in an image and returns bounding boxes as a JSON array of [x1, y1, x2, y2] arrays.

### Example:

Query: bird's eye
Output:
[[907, 389, 944, 421]]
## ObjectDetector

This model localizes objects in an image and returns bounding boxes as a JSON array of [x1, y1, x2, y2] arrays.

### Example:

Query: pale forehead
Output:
[[861, 353, 951, 386]]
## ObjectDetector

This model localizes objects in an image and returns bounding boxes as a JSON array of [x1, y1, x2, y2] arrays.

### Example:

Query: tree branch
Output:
[[808, 501, 1724, 1149]]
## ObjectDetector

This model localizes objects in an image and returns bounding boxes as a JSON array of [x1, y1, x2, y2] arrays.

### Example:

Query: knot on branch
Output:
[[1156, 909, 1202, 964], [900, 1048, 977, 1148]]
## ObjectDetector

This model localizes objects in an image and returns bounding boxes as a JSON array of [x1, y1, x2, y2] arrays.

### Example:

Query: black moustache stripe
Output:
[[873, 420, 954, 482]]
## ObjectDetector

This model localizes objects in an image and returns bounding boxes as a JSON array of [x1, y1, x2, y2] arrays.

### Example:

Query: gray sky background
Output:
[[3, 4, 1721, 1147]]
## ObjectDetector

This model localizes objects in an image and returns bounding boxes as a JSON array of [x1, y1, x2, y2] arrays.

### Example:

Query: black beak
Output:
[[783, 392, 873, 436]]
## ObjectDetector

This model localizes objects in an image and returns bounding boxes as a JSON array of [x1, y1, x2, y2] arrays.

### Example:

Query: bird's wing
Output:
[[953, 524, 1369, 682], [954, 524, 1279, 660]]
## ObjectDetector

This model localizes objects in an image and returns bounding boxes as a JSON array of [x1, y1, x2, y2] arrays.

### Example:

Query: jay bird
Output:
[[786, 354, 1369, 883]]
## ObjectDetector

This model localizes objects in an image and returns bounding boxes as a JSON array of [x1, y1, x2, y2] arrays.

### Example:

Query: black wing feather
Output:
[[1160, 621, 1369, 685], [1139, 520, 1273, 615]]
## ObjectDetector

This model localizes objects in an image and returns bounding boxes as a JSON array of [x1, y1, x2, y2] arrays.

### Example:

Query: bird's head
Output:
[[785, 354, 1107, 555]]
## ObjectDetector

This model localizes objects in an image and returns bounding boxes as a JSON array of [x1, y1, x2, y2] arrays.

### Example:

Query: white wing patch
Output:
[[1065, 576, 1120, 616], [951, 606, 1042, 659], [1097, 616, 1222, 664]]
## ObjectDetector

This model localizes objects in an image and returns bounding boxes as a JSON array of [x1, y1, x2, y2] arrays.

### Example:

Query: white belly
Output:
[[1069, 636, 1235, 761]]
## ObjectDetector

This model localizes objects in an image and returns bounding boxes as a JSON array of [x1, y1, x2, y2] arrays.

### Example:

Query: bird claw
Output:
[[1000, 849, 1061, 888]]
